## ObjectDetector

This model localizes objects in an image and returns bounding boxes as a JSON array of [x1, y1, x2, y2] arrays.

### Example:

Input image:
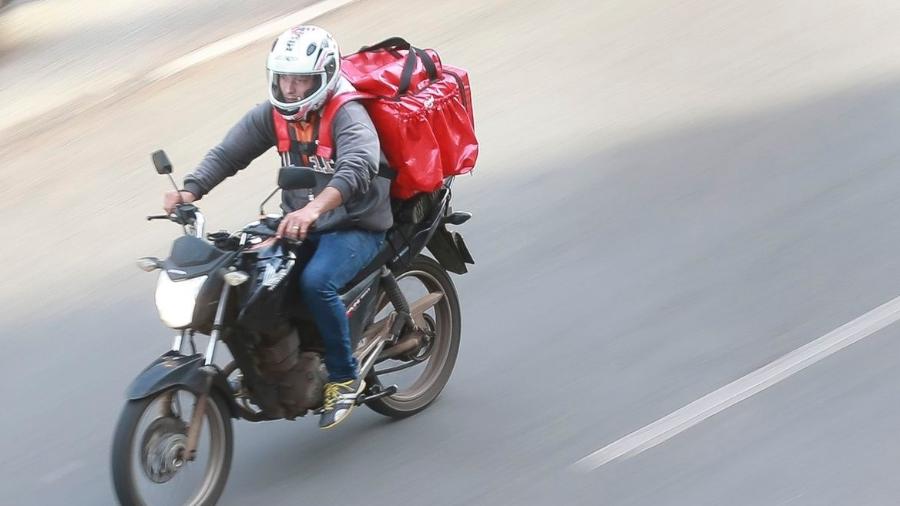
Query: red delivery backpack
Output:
[[316, 37, 479, 199]]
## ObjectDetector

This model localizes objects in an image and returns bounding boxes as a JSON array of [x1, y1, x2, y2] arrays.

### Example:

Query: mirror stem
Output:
[[258, 187, 279, 216], [166, 173, 181, 195]]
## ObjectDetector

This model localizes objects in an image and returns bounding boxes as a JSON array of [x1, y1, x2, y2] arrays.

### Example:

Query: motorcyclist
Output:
[[162, 25, 392, 429]]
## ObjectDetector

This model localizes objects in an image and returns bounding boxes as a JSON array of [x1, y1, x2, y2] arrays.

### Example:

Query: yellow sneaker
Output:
[[319, 378, 365, 429]]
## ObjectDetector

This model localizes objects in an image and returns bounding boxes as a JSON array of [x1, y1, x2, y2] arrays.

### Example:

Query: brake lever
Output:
[[147, 212, 185, 225]]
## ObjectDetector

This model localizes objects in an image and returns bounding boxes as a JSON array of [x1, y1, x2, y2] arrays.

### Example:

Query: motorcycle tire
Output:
[[111, 388, 233, 506], [366, 255, 462, 418]]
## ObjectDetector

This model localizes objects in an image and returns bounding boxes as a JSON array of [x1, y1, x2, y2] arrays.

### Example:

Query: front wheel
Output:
[[111, 388, 233, 506], [366, 255, 462, 418]]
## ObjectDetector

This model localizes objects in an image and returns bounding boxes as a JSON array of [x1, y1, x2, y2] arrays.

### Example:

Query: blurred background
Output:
[[4, 0, 900, 504]]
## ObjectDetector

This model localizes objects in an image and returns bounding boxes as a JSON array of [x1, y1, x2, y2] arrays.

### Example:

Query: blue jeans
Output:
[[298, 229, 385, 382]]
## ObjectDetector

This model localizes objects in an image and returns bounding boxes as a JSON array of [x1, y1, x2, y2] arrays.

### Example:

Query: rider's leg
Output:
[[298, 228, 385, 428]]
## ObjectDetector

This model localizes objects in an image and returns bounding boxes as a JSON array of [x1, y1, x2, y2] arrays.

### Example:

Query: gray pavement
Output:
[[4, 0, 900, 505], [589, 322, 900, 506], [0, 0, 315, 134]]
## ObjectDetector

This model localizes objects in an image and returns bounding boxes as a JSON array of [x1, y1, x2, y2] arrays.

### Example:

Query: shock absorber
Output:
[[379, 267, 411, 339]]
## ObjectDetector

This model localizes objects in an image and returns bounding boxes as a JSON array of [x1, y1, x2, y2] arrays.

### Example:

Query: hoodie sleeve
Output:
[[325, 101, 381, 203], [183, 102, 275, 198]]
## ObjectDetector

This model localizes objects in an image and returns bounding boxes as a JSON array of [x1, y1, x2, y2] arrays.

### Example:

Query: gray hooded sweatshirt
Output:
[[183, 99, 393, 232]]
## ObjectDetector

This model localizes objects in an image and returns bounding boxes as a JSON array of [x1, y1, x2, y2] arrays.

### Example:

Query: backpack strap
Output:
[[272, 107, 290, 154], [315, 91, 375, 159], [273, 92, 378, 163], [272, 107, 319, 165]]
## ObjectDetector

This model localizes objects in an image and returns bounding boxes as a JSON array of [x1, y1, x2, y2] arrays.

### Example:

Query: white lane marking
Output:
[[40, 460, 86, 484], [147, 0, 360, 81], [573, 293, 900, 472]]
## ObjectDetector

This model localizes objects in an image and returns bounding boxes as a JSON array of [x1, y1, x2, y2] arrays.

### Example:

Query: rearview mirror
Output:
[[152, 150, 173, 175], [278, 166, 317, 190]]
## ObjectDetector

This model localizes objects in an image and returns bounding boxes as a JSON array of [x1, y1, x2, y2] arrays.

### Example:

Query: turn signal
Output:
[[137, 257, 162, 272]]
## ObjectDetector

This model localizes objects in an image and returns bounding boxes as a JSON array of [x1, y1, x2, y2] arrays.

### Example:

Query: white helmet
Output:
[[267, 25, 341, 121]]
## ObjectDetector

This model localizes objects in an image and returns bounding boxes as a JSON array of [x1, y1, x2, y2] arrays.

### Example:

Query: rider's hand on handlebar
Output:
[[163, 190, 197, 214], [277, 206, 320, 241]]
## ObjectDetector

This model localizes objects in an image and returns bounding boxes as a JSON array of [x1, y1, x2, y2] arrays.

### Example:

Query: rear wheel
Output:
[[111, 388, 233, 506], [366, 255, 461, 418]]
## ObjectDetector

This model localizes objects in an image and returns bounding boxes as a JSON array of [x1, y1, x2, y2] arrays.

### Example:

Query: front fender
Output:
[[126, 352, 239, 418], [126, 351, 208, 399]]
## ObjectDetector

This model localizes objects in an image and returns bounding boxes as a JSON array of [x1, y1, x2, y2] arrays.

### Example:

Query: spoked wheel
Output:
[[111, 388, 233, 506], [366, 255, 461, 418]]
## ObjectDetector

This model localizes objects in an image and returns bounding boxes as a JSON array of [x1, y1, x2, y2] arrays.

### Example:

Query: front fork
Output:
[[166, 282, 232, 462]]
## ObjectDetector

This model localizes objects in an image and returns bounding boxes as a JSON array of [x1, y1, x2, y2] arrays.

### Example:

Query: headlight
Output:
[[155, 273, 208, 329]]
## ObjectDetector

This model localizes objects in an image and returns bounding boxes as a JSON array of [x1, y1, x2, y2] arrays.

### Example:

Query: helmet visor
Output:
[[270, 72, 325, 110]]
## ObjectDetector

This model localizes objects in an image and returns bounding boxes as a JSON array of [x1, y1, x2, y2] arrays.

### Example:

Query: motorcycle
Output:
[[110, 150, 474, 505]]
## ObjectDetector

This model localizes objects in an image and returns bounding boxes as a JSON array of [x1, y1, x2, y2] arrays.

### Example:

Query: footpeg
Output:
[[357, 384, 398, 405]]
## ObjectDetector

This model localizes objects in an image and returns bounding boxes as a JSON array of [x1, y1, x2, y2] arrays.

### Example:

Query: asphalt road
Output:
[[0, 0, 313, 133], [4, 0, 900, 504]]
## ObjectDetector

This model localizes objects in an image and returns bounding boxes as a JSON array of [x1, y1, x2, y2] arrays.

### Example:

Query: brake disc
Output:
[[140, 416, 189, 484]]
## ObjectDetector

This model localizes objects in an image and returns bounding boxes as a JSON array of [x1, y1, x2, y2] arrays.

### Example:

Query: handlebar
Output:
[[147, 203, 198, 224], [240, 217, 304, 247], [148, 206, 302, 247], [146, 203, 204, 238]]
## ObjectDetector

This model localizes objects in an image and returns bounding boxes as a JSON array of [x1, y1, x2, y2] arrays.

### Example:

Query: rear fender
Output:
[[427, 224, 474, 275]]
